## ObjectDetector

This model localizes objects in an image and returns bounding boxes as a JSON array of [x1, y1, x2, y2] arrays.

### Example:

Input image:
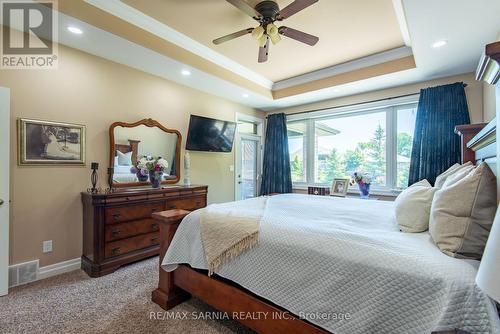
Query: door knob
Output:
[[0, 199, 4, 206]]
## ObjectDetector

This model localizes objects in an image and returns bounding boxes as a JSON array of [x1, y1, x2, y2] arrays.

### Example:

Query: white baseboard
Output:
[[37, 258, 81, 281]]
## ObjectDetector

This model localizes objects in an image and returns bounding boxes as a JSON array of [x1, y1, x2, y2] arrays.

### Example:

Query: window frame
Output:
[[287, 96, 419, 194]]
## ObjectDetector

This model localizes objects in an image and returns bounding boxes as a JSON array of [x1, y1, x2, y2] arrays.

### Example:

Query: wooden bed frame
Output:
[[115, 139, 140, 166], [151, 210, 328, 334], [152, 39, 500, 331], [150, 119, 497, 334]]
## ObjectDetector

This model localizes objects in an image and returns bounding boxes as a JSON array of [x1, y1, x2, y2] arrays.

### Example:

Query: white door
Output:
[[0, 88, 10, 296], [235, 115, 263, 200], [236, 135, 262, 200]]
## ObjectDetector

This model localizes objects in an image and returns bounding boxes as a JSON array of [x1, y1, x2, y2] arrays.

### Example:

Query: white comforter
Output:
[[162, 194, 500, 334]]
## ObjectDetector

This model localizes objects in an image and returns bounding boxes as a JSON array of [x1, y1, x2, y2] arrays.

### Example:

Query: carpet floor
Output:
[[0, 257, 254, 334]]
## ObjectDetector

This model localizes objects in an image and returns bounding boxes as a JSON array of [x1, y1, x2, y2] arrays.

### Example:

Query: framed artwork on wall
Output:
[[18, 118, 86, 166]]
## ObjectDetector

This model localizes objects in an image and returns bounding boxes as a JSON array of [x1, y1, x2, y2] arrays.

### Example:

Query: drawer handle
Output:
[[112, 214, 121, 221], [170, 205, 177, 209], [151, 223, 159, 230], [111, 247, 121, 255], [111, 230, 121, 237], [151, 237, 159, 244]]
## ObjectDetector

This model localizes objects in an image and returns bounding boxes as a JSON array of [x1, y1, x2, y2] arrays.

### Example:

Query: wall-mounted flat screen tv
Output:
[[186, 115, 237, 152]]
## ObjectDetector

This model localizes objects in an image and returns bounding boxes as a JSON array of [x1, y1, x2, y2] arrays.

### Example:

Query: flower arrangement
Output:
[[130, 156, 169, 188], [351, 172, 372, 199], [350, 172, 372, 186]]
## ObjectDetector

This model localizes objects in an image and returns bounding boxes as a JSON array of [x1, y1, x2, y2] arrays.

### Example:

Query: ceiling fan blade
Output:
[[278, 0, 319, 20], [278, 26, 319, 46], [258, 37, 270, 63], [226, 0, 261, 19], [213, 28, 254, 45]]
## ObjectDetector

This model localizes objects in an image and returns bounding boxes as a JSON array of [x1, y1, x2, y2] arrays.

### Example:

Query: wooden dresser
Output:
[[81, 185, 208, 277]]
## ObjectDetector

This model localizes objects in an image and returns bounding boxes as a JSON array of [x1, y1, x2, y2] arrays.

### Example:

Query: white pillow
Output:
[[395, 179, 437, 233], [434, 161, 472, 188], [114, 156, 119, 167], [430, 163, 497, 259], [441, 164, 475, 188], [116, 151, 132, 166]]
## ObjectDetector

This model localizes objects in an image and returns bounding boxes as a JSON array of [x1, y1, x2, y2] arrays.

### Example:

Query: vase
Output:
[[149, 171, 163, 189], [358, 183, 370, 199], [137, 172, 149, 182]]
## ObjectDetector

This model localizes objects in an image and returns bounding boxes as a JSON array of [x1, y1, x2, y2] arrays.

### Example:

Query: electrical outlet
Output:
[[229, 165, 234, 172], [42, 240, 52, 253]]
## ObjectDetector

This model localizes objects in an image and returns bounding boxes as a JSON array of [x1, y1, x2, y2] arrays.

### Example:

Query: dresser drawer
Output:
[[166, 196, 206, 211], [104, 232, 160, 259], [104, 218, 159, 242], [105, 203, 164, 224]]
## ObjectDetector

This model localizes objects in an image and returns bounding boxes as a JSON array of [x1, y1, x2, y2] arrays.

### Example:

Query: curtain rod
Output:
[[269, 83, 468, 118]]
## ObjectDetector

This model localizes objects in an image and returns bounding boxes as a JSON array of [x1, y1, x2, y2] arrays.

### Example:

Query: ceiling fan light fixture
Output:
[[258, 35, 268, 47], [266, 23, 279, 37], [270, 33, 281, 45], [251, 25, 265, 40]]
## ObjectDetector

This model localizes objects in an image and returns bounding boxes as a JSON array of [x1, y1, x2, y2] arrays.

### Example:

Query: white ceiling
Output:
[[6, 0, 499, 111]]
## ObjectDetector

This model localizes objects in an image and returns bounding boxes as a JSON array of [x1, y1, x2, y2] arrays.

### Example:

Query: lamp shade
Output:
[[251, 26, 264, 40], [476, 204, 500, 303]]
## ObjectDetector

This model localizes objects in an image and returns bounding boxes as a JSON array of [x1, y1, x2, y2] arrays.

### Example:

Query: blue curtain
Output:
[[408, 82, 470, 186], [260, 113, 292, 195]]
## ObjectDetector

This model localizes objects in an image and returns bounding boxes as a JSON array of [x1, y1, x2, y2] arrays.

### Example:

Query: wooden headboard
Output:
[[456, 118, 496, 169], [456, 117, 497, 201], [467, 118, 497, 171], [115, 139, 140, 165]]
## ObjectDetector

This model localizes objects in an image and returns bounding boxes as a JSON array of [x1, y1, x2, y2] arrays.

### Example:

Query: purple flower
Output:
[[130, 166, 138, 174], [140, 168, 148, 176]]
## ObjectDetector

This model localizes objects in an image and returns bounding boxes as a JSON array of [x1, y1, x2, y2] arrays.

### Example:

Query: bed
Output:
[[152, 119, 499, 334], [113, 139, 140, 183]]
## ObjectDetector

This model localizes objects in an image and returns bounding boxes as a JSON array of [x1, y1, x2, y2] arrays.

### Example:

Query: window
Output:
[[237, 120, 258, 135], [396, 106, 417, 188], [287, 99, 418, 191], [287, 121, 307, 183]]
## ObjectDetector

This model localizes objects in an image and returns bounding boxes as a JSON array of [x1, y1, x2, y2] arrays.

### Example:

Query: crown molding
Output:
[[392, 0, 412, 46], [272, 46, 413, 91], [84, 0, 274, 90]]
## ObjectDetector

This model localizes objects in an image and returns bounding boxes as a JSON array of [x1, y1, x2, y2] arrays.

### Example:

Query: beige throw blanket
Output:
[[200, 197, 268, 276]]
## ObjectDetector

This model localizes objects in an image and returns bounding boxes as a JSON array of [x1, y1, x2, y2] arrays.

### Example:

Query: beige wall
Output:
[[270, 73, 485, 124], [483, 32, 500, 122], [484, 82, 497, 122], [0, 43, 261, 267]]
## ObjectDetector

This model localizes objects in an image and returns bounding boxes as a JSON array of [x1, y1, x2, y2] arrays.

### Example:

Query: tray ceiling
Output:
[[122, 0, 406, 82]]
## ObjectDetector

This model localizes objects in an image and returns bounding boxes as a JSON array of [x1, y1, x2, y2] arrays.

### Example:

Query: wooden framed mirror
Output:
[[109, 119, 181, 188]]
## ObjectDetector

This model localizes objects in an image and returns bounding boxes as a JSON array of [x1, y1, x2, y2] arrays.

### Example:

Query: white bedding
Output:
[[162, 194, 500, 334], [113, 165, 138, 183]]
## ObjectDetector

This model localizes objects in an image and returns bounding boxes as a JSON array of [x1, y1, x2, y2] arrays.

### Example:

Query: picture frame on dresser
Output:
[[330, 178, 349, 197]]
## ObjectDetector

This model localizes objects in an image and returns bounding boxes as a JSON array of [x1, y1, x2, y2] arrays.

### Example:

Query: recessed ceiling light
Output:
[[242, 93, 249, 98], [432, 40, 447, 48], [67, 26, 83, 35], [181, 69, 191, 76]]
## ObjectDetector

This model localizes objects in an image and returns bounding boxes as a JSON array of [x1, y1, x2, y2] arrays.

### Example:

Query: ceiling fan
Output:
[[213, 0, 319, 63]]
